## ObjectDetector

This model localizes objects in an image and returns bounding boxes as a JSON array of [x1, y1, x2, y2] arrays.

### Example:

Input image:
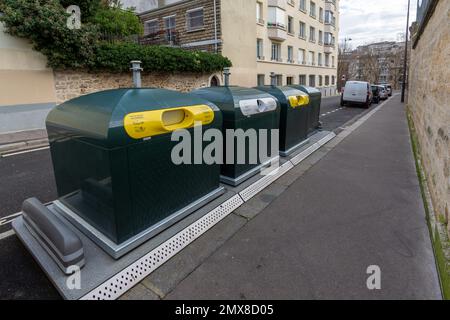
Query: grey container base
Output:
[[279, 139, 310, 157], [12, 190, 239, 300], [54, 187, 225, 260], [220, 156, 280, 187]]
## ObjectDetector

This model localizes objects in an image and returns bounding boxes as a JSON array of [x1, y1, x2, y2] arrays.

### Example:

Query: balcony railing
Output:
[[139, 30, 180, 46]]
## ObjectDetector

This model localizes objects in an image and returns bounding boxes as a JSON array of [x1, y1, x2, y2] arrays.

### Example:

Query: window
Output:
[[144, 19, 159, 36], [298, 49, 305, 64], [299, 21, 306, 38], [299, 0, 306, 11], [287, 16, 294, 34], [318, 52, 322, 66], [256, 2, 263, 24], [332, 75, 335, 85], [276, 75, 283, 86], [257, 74, 265, 86], [299, 74, 306, 85], [286, 76, 294, 85], [318, 30, 323, 44], [308, 51, 315, 65], [318, 75, 323, 86], [163, 16, 176, 41], [325, 53, 330, 66], [325, 75, 330, 86], [271, 42, 281, 61], [324, 32, 333, 45], [186, 8, 204, 31], [309, 26, 315, 42], [319, 7, 323, 22], [309, 75, 316, 87], [332, 56, 335, 67], [287, 46, 294, 62], [268, 7, 286, 28], [310, 1, 316, 18], [325, 10, 335, 25], [257, 39, 264, 59]]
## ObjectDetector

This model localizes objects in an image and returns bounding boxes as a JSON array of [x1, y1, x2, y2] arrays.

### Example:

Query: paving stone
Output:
[[119, 283, 160, 300]]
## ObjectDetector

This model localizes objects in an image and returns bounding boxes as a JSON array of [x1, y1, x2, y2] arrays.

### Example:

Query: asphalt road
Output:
[[0, 95, 369, 299]]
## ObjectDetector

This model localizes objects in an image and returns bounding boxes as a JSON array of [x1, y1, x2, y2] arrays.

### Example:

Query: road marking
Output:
[[321, 107, 346, 118], [0, 212, 22, 226], [0, 229, 15, 240], [1, 146, 50, 158]]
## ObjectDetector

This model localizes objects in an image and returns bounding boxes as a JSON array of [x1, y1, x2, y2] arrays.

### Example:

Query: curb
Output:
[[0, 138, 49, 156]]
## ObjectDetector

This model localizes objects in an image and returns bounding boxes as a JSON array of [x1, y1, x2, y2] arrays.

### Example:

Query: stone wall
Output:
[[408, 0, 450, 234], [54, 70, 219, 104]]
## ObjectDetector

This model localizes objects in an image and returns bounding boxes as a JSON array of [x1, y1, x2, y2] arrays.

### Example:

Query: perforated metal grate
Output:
[[290, 133, 336, 165], [239, 161, 294, 202], [80, 194, 244, 300]]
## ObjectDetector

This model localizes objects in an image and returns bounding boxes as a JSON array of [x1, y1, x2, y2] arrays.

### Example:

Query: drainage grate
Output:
[[290, 143, 321, 166], [290, 133, 336, 165], [80, 194, 244, 300], [239, 161, 294, 202]]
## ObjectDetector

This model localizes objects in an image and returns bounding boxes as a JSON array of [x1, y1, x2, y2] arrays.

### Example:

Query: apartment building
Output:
[[139, 0, 339, 94]]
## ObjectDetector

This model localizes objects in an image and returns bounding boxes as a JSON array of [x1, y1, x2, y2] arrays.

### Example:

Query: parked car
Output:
[[378, 84, 392, 97], [377, 85, 389, 100], [371, 85, 381, 104], [341, 81, 373, 108]]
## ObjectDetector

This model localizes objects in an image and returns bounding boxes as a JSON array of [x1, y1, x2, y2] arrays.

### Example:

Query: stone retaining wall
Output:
[[408, 0, 450, 234], [54, 70, 219, 104]]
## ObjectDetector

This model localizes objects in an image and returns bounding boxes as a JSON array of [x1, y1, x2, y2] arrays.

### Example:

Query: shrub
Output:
[[0, 0, 232, 73]]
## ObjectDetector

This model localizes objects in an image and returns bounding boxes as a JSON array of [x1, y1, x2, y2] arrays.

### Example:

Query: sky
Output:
[[339, 0, 417, 48]]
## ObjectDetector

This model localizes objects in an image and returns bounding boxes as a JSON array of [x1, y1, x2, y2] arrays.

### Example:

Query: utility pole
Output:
[[401, 0, 410, 103]]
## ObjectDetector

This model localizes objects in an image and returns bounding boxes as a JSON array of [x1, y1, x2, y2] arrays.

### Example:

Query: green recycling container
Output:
[[255, 86, 310, 157], [289, 85, 321, 134], [191, 86, 280, 186], [46, 88, 224, 249]]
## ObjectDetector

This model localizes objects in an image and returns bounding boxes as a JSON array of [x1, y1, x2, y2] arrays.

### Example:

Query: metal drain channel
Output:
[[239, 161, 294, 201], [81, 194, 244, 300]]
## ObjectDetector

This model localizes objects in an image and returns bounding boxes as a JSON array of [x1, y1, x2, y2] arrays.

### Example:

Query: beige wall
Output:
[[408, 0, 450, 233], [220, 0, 258, 87], [0, 23, 56, 106]]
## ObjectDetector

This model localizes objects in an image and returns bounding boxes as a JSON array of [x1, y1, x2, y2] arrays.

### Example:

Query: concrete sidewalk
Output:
[[134, 95, 441, 300]]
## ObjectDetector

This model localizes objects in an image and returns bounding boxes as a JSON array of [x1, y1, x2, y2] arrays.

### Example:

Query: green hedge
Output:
[[95, 43, 231, 73], [0, 0, 231, 73]]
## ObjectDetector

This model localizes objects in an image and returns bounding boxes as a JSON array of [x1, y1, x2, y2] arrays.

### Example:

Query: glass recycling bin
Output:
[[191, 86, 280, 186], [46, 88, 224, 257], [289, 85, 321, 134], [255, 86, 310, 156]]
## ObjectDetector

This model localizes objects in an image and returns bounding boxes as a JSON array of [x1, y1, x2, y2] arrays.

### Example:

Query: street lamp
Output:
[[401, 0, 411, 103]]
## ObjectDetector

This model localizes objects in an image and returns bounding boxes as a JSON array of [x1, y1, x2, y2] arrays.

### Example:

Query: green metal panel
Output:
[[255, 86, 309, 153], [191, 86, 280, 184], [289, 85, 322, 134], [46, 88, 222, 244]]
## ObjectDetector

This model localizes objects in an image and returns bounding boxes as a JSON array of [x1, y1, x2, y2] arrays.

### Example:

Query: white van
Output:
[[341, 81, 373, 108]]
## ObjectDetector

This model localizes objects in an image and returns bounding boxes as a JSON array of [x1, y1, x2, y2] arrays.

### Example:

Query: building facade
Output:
[[139, 0, 339, 94], [343, 41, 408, 89]]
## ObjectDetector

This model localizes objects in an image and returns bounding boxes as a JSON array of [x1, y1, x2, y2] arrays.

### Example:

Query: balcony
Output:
[[268, 23, 287, 41], [139, 30, 180, 46], [324, 43, 335, 53], [268, 0, 286, 9]]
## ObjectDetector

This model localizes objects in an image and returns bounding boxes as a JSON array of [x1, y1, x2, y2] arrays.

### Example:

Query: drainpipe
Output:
[[213, 0, 218, 53], [130, 60, 143, 88], [270, 72, 277, 86], [223, 67, 231, 86]]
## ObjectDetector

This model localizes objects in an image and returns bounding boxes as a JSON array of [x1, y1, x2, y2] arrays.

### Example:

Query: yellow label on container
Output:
[[124, 104, 214, 139], [288, 95, 310, 108]]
